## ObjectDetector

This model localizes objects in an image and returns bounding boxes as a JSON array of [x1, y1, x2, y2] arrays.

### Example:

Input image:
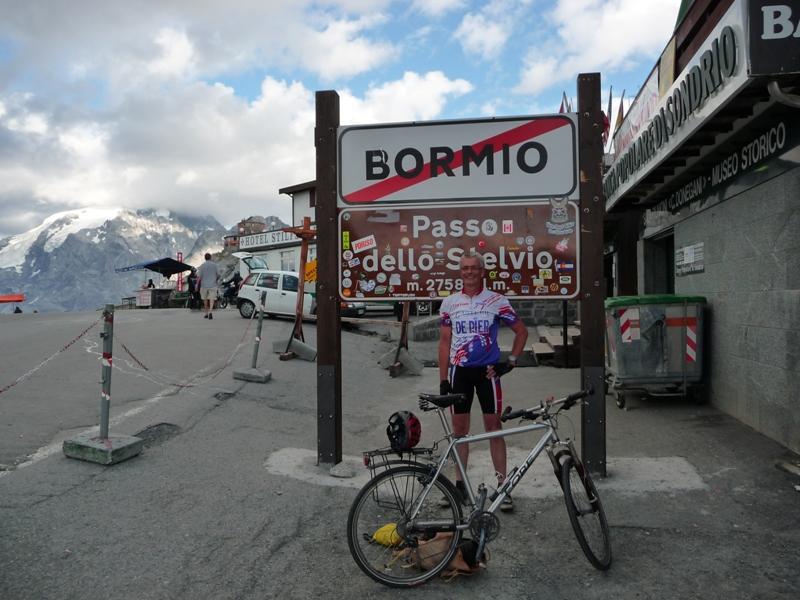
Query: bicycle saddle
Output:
[[418, 393, 465, 411]]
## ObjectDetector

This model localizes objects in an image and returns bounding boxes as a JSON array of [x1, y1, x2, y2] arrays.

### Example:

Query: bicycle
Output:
[[346, 388, 611, 587]]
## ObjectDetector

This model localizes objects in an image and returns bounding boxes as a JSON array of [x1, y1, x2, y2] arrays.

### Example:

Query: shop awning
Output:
[[115, 258, 194, 277]]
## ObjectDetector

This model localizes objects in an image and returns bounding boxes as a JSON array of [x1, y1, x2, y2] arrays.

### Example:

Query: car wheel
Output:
[[239, 300, 255, 319]]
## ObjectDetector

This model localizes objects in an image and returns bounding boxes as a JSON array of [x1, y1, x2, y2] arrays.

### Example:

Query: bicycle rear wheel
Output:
[[347, 465, 463, 587], [560, 456, 612, 570]]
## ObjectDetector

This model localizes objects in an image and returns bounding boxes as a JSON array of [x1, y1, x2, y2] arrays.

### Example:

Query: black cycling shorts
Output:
[[447, 365, 503, 415]]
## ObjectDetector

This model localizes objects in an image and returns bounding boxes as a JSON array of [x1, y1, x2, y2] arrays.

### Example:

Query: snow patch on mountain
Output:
[[0, 207, 122, 272], [0, 209, 286, 313]]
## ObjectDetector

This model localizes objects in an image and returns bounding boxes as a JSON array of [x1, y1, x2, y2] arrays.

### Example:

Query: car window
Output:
[[244, 256, 268, 270], [257, 273, 279, 289], [282, 275, 299, 292]]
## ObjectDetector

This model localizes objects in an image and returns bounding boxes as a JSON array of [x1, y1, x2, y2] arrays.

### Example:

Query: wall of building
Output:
[[292, 190, 314, 226], [672, 168, 800, 451]]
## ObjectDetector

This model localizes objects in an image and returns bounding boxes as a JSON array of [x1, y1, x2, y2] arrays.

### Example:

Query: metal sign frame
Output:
[[316, 74, 606, 476]]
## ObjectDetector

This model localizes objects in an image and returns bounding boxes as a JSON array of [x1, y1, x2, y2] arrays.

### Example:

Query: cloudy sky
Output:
[[0, 0, 680, 238]]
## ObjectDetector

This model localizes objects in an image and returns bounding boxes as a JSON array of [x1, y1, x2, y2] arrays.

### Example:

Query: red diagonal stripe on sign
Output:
[[344, 117, 570, 203]]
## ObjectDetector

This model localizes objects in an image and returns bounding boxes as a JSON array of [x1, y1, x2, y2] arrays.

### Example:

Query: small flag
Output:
[[559, 91, 569, 114], [602, 86, 612, 145], [614, 89, 626, 134]]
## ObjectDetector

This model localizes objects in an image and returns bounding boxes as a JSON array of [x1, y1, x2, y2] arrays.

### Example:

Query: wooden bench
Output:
[[121, 296, 136, 309]]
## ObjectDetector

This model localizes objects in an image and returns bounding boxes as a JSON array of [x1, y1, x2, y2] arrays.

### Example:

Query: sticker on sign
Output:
[[338, 115, 578, 206], [352, 234, 377, 253]]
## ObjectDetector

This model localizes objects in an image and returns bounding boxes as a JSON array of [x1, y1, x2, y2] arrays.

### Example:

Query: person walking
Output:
[[438, 252, 528, 511], [196, 253, 219, 319], [187, 268, 200, 310]]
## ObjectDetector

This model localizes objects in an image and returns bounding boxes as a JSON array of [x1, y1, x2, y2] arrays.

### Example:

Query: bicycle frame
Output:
[[408, 408, 566, 533]]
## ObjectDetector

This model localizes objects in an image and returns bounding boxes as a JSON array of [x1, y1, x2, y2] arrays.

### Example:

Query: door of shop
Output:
[[643, 232, 675, 294]]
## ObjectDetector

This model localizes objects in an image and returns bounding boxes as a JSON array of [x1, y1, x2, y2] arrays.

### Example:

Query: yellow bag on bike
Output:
[[372, 523, 402, 547]]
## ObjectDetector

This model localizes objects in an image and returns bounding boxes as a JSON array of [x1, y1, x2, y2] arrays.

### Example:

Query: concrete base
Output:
[[63, 433, 144, 465], [328, 461, 357, 479], [233, 367, 272, 383], [378, 347, 423, 376], [273, 338, 317, 361]]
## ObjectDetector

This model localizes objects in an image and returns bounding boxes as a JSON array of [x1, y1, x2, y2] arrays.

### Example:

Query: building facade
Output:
[[604, 0, 800, 451], [237, 181, 317, 272]]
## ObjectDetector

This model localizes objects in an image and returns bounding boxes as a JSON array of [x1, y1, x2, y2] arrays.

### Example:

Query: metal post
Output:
[[577, 73, 607, 477], [252, 291, 267, 369], [389, 302, 411, 377], [562, 300, 569, 368], [99, 304, 114, 439], [315, 90, 342, 465]]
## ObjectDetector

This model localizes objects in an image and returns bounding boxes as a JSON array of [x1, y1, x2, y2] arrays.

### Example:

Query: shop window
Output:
[[280, 251, 295, 272]]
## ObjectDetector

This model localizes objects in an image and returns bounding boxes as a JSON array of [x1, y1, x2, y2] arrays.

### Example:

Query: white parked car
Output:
[[237, 269, 367, 319], [237, 270, 314, 319]]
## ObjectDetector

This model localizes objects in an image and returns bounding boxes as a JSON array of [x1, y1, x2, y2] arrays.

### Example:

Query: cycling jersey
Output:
[[440, 289, 519, 367]]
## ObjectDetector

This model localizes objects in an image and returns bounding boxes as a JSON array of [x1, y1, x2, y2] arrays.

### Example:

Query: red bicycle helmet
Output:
[[386, 411, 422, 452]]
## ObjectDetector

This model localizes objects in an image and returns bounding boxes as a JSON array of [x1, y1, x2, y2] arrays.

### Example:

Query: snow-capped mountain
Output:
[[0, 208, 236, 313]]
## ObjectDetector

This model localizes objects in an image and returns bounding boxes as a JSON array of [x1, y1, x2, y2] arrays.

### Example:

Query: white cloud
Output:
[[515, 57, 560, 96], [147, 28, 195, 78], [0, 70, 471, 237], [0, 2, 395, 91], [412, 0, 465, 17], [340, 71, 473, 124], [58, 124, 109, 160], [298, 16, 395, 81], [515, 0, 680, 95], [480, 101, 498, 116], [6, 112, 49, 135], [454, 13, 510, 60], [176, 170, 197, 185]]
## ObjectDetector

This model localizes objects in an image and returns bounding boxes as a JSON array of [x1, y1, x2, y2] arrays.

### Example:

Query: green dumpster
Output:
[[604, 295, 706, 408]]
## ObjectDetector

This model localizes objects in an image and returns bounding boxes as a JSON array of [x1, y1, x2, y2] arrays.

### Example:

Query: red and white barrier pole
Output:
[[99, 304, 114, 439], [177, 251, 184, 292]]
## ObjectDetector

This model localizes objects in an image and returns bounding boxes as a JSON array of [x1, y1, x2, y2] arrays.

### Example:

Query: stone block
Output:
[[63, 433, 144, 465], [233, 367, 272, 383]]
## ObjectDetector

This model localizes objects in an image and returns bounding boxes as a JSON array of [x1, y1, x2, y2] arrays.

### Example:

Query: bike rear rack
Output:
[[362, 446, 438, 480]]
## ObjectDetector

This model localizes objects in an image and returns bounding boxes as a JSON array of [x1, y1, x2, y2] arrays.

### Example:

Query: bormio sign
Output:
[[336, 114, 580, 301], [338, 115, 578, 205]]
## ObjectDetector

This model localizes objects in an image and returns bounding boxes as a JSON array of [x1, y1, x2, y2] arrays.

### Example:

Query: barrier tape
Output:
[[205, 304, 258, 381], [115, 334, 150, 371], [3, 305, 257, 399], [0, 316, 102, 396], [111, 305, 258, 389]]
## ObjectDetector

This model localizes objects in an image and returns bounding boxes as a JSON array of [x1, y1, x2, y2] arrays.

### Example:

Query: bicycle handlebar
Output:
[[500, 387, 594, 423]]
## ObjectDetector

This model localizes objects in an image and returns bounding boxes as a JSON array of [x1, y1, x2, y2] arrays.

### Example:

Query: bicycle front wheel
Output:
[[561, 456, 612, 570], [347, 465, 463, 587]]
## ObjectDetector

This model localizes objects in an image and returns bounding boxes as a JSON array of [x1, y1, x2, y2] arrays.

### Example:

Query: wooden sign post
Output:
[[577, 73, 607, 477], [315, 91, 342, 466]]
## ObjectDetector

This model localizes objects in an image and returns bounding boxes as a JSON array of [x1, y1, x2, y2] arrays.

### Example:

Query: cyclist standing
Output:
[[438, 252, 529, 511]]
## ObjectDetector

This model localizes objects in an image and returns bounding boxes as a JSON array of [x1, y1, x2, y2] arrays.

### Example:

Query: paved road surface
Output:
[[0, 308, 798, 599]]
